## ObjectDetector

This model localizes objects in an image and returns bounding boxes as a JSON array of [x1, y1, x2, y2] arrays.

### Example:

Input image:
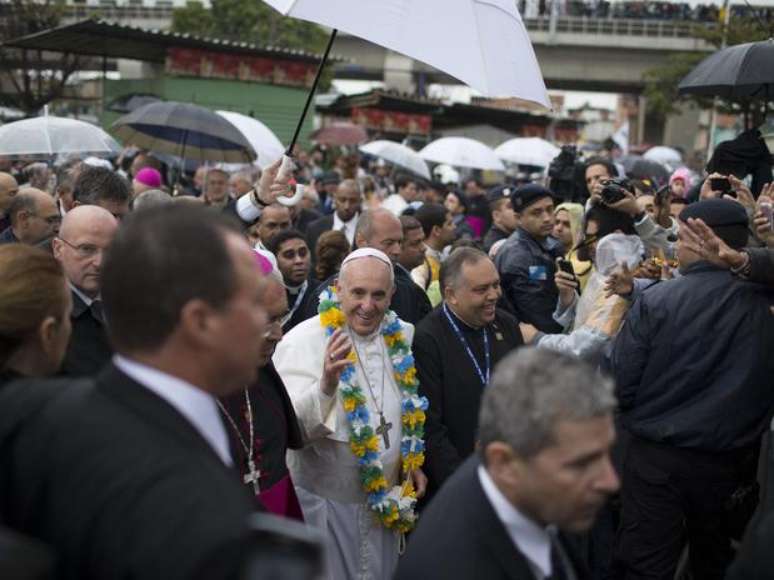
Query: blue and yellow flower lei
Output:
[[318, 286, 428, 533]]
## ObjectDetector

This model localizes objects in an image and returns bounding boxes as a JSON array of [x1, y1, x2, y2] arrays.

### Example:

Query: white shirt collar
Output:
[[333, 212, 359, 245], [69, 282, 96, 307], [478, 465, 552, 578], [113, 354, 233, 466]]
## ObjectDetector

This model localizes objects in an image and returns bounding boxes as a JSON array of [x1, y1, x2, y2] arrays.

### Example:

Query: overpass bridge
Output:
[[61, 5, 715, 94]]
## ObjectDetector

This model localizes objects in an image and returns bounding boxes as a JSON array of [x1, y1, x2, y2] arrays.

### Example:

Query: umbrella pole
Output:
[[176, 130, 188, 196], [285, 28, 338, 156]]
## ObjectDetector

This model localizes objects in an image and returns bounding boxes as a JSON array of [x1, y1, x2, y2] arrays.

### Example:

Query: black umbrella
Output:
[[111, 101, 256, 164], [620, 155, 670, 186], [678, 40, 774, 100]]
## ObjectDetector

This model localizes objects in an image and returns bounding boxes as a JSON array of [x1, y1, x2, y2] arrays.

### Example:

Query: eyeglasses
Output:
[[56, 237, 104, 259]]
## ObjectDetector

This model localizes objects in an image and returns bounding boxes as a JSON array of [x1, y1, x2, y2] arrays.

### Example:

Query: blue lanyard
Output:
[[442, 304, 491, 387]]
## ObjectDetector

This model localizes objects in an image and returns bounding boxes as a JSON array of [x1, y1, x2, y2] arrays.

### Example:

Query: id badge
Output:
[[528, 265, 548, 281]]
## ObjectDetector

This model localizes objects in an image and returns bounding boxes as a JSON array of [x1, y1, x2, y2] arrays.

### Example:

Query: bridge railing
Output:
[[524, 15, 712, 38]]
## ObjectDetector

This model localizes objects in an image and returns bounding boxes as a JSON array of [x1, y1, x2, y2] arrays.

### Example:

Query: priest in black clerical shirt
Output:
[[218, 264, 304, 519], [414, 247, 524, 494], [265, 229, 319, 333]]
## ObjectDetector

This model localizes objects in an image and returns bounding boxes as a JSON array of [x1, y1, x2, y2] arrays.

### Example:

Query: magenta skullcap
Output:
[[135, 167, 162, 188]]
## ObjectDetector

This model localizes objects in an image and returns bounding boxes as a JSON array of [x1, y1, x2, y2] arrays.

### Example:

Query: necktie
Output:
[[548, 528, 570, 580], [90, 299, 105, 325]]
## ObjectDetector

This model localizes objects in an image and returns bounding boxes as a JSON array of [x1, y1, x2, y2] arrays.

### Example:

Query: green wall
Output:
[[102, 76, 313, 148]]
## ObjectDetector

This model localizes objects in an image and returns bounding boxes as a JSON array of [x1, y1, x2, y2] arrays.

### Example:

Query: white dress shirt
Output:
[[69, 282, 96, 307], [478, 465, 552, 579], [113, 355, 233, 466], [332, 212, 358, 246]]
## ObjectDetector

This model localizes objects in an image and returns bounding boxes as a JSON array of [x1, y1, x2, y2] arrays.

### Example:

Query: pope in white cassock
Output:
[[274, 248, 428, 580]]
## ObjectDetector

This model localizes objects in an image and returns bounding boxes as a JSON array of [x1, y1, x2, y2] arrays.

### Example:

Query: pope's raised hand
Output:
[[322, 328, 353, 397]]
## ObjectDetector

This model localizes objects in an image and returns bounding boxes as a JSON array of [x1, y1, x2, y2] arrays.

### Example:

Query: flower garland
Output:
[[318, 286, 428, 533]]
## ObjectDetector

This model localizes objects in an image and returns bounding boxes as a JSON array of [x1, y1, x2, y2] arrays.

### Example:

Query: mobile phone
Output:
[[557, 257, 575, 277], [710, 177, 733, 196]]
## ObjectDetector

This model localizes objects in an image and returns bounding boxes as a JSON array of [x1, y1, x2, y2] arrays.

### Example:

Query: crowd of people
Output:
[[519, 0, 774, 22], [0, 128, 772, 580]]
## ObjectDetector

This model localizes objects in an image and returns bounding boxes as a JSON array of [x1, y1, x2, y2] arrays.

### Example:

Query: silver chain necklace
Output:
[[348, 329, 394, 449], [217, 388, 261, 494]]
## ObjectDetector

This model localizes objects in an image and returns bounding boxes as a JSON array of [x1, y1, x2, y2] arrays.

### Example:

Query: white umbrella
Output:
[[0, 115, 121, 157], [643, 146, 682, 168], [359, 140, 430, 180], [419, 137, 505, 172], [216, 110, 285, 169], [263, 0, 550, 109], [495, 137, 560, 168]]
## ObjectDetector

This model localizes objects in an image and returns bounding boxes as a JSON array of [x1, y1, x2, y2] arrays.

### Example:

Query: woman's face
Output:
[[444, 193, 462, 215], [553, 209, 574, 248]]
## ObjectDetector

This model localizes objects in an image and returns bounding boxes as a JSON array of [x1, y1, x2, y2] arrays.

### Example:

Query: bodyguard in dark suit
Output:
[[396, 348, 619, 580], [306, 178, 361, 257], [1, 204, 274, 580], [52, 205, 118, 377]]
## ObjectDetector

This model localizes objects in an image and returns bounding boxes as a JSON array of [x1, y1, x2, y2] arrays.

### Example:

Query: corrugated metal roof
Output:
[[2, 19, 340, 64]]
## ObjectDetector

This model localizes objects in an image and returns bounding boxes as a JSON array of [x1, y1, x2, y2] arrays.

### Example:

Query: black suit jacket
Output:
[[1, 365, 256, 580], [293, 207, 321, 235], [305, 214, 334, 256], [395, 457, 589, 580], [60, 291, 112, 377]]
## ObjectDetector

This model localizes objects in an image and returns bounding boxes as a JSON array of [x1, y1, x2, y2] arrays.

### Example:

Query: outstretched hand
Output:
[[681, 217, 746, 270], [322, 328, 353, 396], [255, 157, 293, 205]]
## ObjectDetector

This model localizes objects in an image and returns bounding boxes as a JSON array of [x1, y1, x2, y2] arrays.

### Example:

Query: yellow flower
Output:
[[402, 409, 426, 428], [346, 350, 358, 364], [350, 442, 366, 457], [320, 308, 346, 329], [366, 435, 380, 453], [401, 367, 417, 384], [343, 397, 357, 413], [384, 333, 401, 348], [403, 453, 425, 472], [365, 476, 387, 492], [383, 508, 400, 525]]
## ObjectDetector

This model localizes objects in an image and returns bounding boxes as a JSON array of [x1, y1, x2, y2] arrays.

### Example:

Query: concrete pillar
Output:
[[637, 94, 647, 145], [383, 50, 415, 94]]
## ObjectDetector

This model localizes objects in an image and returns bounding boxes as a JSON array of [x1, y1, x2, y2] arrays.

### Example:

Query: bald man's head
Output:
[[8, 188, 60, 245], [354, 208, 403, 263], [54, 205, 118, 297], [0, 172, 19, 215]]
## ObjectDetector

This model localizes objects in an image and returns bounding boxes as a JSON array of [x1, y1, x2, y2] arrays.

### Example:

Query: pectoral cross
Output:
[[243, 458, 261, 494], [376, 413, 393, 450]]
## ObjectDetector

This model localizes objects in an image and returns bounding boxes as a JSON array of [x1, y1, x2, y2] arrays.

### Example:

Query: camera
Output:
[[600, 178, 633, 205]]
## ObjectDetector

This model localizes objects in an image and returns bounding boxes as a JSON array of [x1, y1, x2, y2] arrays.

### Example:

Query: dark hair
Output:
[[414, 203, 447, 237], [265, 228, 306, 256], [315, 230, 349, 281], [584, 204, 637, 238], [440, 246, 490, 293], [394, 173, 417, 191], [0, 245, 66, 370], [73, 166, 131, 205], [101, 205, 241, 353], [584, 157, 617, 180], [399, 215, 422, 234], [7, 191, 38, 226]]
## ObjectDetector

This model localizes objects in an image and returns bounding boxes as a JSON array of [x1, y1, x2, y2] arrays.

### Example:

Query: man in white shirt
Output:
[[382, 174, 420, 217], [2, 204, 271, 580], [396, 347, 619, 580]]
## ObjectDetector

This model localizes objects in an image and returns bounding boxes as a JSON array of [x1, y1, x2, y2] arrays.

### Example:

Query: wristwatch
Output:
[[730, 250, 752, 279]]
